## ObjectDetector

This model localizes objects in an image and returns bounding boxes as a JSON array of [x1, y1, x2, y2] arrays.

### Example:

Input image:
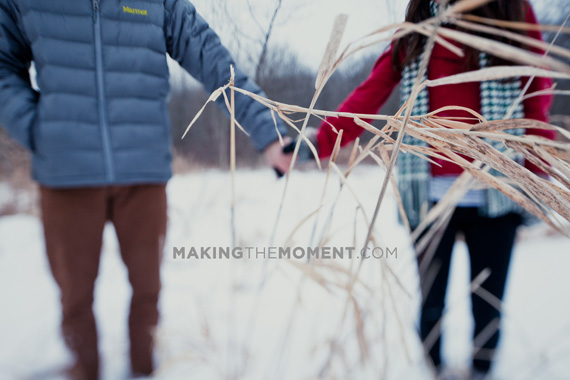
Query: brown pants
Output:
[[40, 184, 167, 380]]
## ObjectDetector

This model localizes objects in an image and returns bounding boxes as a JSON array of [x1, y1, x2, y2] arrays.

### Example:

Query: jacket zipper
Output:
[[92, 0, 115, 183]]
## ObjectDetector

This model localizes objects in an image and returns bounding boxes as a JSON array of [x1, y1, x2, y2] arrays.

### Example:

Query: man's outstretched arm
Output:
[[163, 0, 290, 170]]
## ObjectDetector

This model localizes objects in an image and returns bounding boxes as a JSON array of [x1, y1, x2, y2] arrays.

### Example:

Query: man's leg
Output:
[[109, 184, 167, 375], [416, 210, 461, 369], [464, 212, 521, 374], [40, 187, 107, 380]]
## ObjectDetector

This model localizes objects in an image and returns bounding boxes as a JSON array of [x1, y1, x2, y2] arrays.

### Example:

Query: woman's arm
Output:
[[316, 45, 402, 158]]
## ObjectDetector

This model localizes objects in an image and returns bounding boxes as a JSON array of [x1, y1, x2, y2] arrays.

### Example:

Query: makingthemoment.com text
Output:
[[172, 246, 398, 260]]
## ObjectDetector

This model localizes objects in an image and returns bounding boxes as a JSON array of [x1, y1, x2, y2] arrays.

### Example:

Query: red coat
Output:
[[317, 4, 554, 176]]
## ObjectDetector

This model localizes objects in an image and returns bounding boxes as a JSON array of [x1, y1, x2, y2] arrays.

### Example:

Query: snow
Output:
[[0, 167, 569, 380]]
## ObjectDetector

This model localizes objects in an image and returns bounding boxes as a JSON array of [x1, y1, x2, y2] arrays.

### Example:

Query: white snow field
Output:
[[0, 167, 569, 380]]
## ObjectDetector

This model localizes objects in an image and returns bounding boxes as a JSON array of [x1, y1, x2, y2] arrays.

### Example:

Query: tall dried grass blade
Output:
[[229, 66, 237, 248], [461, 14, 570, 33], [362, 5, 446, 252], [436, 27, 570, 73], [316, 14, 348, 90]]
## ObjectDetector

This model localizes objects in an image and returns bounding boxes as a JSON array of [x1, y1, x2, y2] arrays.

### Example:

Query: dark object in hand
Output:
[[274, 167, 285, 178]]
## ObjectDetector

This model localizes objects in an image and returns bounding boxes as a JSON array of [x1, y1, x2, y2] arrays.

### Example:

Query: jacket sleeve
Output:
[[0, 0, 38, 151], [163, 0, 286, 152], [521, 2, 556, 175], [316, 45, 402, 158]]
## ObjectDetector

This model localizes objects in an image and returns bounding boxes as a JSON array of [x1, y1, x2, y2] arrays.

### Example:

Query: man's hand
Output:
[[264, 137, 293, 177]]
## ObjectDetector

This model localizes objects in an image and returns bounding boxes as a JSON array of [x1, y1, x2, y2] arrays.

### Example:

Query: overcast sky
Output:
[[189, 0, 408, 70]]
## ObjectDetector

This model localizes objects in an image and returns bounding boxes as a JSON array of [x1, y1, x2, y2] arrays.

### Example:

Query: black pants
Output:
[[416, 208, 521, 373]]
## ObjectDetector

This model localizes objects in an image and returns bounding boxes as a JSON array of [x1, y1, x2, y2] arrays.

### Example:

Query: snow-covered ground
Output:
[[0, 167, 569, 380]]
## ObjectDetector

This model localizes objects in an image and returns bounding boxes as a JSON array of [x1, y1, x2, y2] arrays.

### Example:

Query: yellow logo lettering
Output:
[[123, 6, 148, 16]]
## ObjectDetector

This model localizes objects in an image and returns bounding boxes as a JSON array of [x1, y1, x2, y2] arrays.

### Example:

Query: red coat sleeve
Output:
[[521, 2, 556, 174], [317, 45, 401, 158]]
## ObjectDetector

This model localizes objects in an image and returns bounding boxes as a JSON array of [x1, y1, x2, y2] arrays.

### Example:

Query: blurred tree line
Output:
[[168, 47, 397, 169]]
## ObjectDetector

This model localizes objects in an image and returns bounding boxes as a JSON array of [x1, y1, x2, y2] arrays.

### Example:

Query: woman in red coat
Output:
[[315, 0, 554, 378]]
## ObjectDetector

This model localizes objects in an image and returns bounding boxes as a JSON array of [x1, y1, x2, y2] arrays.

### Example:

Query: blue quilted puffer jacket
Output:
[[0, 0, 286, 187]]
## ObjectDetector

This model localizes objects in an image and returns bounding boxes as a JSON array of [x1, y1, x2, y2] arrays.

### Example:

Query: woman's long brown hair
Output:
[[392, 0, 527, 72]]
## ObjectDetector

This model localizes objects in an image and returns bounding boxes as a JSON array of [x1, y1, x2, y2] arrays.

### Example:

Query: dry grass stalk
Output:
[[308, 130, 345, 247], [360, 0, 451, 256], [229, 66, 237, 248], [460, 14, 570, 33]]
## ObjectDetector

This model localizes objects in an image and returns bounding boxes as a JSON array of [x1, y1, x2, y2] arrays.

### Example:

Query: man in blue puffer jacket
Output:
[[0, 0, 291, 378]]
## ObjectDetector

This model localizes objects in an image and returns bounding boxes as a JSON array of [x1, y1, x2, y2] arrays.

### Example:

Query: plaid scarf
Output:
[[397, 1, 527, 229]]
